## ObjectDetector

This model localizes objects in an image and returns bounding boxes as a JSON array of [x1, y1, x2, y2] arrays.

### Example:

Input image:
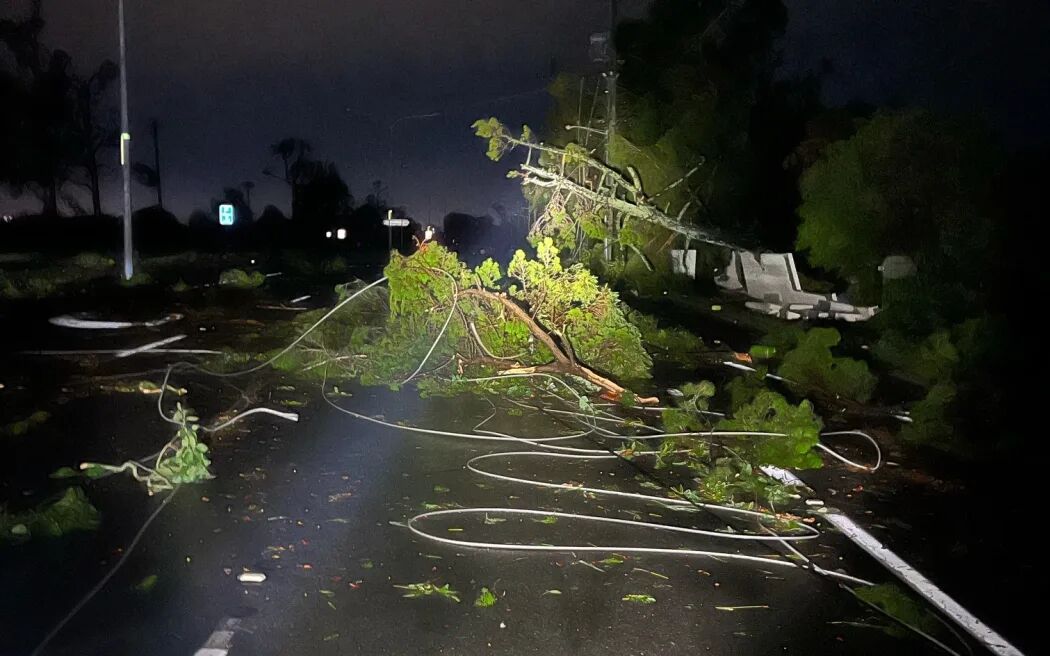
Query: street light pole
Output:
[[118, 0, 134, 280]]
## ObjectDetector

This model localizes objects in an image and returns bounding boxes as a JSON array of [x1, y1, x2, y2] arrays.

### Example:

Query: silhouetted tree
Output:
[[1, 1, 119, 216], [133, 119, 164, 208], [255, 204, 288, 226], [365, 179, 387, 207], [71, 60, 119, 215], [264, 137, 312, 218], [242, 180, 256, 210], [292, 160, 352, 228]]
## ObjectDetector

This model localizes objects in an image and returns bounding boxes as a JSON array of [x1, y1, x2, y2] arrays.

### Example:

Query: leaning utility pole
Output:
[[118, 0, 134, 279], [603, 0, 619, 261]]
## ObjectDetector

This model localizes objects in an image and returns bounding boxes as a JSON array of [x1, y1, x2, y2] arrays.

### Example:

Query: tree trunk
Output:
[[44, 177, 59, 216], [459, 287, 657, 403], [88, 156, 102, 216]]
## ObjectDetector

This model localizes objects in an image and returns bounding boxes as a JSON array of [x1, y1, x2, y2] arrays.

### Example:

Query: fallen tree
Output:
[[271, 239, 662, 402]]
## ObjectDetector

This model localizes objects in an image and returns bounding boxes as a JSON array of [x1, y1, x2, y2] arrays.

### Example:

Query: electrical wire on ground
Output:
[[29, 490, 178, 656], [33, 273, 955, 654]]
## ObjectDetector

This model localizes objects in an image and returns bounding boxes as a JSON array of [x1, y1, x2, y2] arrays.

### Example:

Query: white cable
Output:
[[399, 295, 459, 385], [202, 407, 300, 432]]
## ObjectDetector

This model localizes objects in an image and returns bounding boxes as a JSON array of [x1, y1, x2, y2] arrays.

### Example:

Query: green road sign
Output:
[[219, 204, 236, 226]]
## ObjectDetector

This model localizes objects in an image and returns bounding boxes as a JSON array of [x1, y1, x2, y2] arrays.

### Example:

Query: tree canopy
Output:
[[796, 109, 1002, 308]]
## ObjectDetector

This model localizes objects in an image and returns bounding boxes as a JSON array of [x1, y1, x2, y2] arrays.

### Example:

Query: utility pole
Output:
[[603, 0, 619, 261], [118, 0, 134, 280]]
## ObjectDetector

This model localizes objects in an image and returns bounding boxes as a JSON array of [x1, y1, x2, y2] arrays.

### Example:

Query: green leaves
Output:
[[853, 583, 942, 638], [218, 268, 265, 289], [472, 117, 508, 161], [474, 587, 498, 608], [155, 404, 212, 487], [797, 110, 1000, 304], [2, 487, 101, 543], [506, 238, 651, 381], [395, 582, 461, 603], [79, 401, 212, 496], [716, 390, 823, 470], [474, 258, 502, 288], [2, 410, 50, 437], [772, 328, 875, 402], [622, 594, 656, 604]]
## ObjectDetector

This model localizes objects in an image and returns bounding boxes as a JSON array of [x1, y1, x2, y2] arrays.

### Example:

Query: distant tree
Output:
[[71, 60, 119, 215], [187, 209, 212, 229], [365, 179, 387, 207], [1, 1, 119, 216], [255, 204, 288, 225], [264, 137, 312, 217], [132, 162, 160, 193], [132, 119, 164, 208], [293, 160, 352, 228], [0, 43, 79, 214], [242, 180, 256, 210]]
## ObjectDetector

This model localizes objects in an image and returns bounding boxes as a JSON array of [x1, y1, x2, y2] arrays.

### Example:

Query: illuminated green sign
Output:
[[219, 204, 236, 226]]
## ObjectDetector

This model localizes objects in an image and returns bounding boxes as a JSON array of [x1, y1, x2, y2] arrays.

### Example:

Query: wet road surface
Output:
[[0, 283, 970, 656]]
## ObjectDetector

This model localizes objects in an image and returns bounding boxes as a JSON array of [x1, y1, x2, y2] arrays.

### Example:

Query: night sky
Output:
[[3, 0, 1048, 221]]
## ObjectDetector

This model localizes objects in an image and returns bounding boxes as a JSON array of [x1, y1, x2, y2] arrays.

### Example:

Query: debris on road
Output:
[[237, 571, 267, 583], [395, 582, 461, 602], [622, 594, 657, 604], [48, 313, 183, 329], [474, 587, 497, 608]]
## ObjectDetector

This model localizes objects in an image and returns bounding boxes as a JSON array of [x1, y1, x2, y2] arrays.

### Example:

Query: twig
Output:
[[116, 335, 187, 358]]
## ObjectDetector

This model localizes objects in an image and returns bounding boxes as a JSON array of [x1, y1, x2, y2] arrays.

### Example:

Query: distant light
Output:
[[250, 259, 256, 265], [336, 229, 347, 240], [325, 231, 333, 239], [2, 214, 12, 223]]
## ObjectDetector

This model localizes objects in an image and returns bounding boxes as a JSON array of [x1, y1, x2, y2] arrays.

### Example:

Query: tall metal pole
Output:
[[603, 0, 619, 262], [118, 0, 134, 280]]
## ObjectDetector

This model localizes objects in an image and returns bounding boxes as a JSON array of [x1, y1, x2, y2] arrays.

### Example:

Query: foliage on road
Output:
[[218, 267, 266, 289], [852, 583, 943, 639], [0, 252, 114, 299], [753, 327, 877, 403], [1, 487, 100, 544], [273, 241, 655, 399], [79, 402, 212, 495], [1, 410, 51, 437], [395, 582, 461, 603], [654, 381, 821, 509]]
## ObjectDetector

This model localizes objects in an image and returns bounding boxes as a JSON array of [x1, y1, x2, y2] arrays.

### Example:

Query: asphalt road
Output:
[[0, 279, 958, 656]]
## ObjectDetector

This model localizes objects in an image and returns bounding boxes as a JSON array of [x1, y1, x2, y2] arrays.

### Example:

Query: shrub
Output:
[[218, 268, 265, 289]]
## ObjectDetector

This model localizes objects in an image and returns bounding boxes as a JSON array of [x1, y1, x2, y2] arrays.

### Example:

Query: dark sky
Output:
[[3, 0, 1048, 221]]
